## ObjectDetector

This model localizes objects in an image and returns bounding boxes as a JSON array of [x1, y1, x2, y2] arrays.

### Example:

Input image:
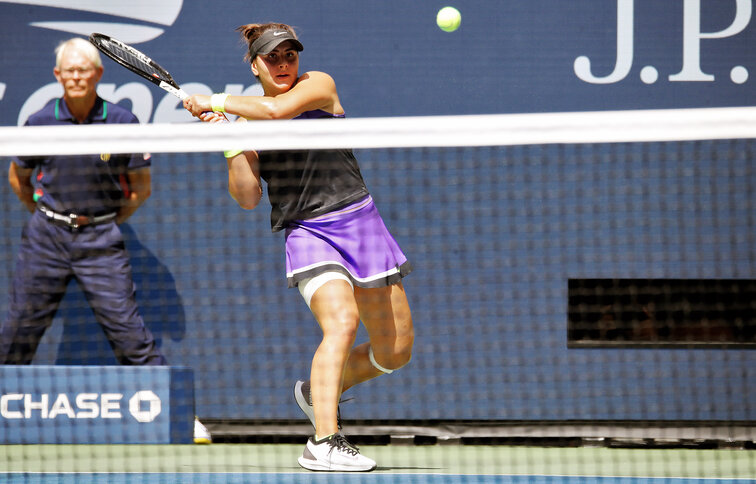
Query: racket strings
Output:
[[96, 36, 174, 85]]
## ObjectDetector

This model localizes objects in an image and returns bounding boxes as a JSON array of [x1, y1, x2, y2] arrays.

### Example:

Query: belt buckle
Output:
[[69, 213, 80, 229]]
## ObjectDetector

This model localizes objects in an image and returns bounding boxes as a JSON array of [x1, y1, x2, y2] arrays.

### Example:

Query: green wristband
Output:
[[211, 93, 229, 113], [224, 149, 243, 158]]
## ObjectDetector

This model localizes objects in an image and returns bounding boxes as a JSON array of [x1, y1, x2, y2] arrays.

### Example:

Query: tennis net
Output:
[[0, 107, 754, 456]]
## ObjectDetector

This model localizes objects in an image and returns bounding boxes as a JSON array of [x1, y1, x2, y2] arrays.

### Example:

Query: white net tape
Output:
[[2, 106, 756, 156]]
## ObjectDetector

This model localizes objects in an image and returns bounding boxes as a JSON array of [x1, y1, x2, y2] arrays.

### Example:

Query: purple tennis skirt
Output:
[[285, 195, 412, 289]]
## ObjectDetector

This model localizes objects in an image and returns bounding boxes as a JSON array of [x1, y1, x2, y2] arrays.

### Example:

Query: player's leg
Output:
[[1, 215, 71, 364], [342, 281, 413, 392], [73, 223, 166, 366], [307, 277, 360, 439], [297, 275, 376, 471]]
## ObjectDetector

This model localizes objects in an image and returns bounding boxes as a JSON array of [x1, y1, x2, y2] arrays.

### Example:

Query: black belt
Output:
[[37, 205, 117, 229]]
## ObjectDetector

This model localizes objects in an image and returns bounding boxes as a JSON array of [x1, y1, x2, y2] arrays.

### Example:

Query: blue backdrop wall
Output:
[[0, 0, 754, 421]]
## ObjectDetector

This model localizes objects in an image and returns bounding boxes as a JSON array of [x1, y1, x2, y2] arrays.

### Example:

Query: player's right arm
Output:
[[8, 161, 36, 213], [228, 71, 341, 119], [185, 71, 342, 120]]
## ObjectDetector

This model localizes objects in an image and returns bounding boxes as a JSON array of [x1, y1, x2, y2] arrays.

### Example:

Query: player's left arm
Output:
[[117, 167, 151, 224], [227, 150, 262, 210], [185, 71, 340, 120], [221, 117, 262, 209]]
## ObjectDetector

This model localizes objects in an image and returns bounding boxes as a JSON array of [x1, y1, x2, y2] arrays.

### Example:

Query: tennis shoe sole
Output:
[[294, 380, 316, 428]]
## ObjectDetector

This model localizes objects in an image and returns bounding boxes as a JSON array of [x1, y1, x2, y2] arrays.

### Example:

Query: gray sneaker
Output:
[[294, 380, 351, 430], [298, 433, 376, 472], [294, 380, 344, 430], [294, 380, 316, 428]]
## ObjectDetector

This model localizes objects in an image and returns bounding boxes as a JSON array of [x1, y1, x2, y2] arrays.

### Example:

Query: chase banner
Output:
[[0, 366, 194, 443]]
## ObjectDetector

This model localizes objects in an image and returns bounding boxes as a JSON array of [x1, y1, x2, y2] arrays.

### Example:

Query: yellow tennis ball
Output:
[[437, 6, 461, 32]]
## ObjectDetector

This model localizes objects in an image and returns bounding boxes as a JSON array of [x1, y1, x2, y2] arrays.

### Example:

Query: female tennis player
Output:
[[184, 23, 414, 472]]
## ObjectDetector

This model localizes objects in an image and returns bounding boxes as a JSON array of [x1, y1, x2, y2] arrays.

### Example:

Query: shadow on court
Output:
[[51, 223, 185, 364]]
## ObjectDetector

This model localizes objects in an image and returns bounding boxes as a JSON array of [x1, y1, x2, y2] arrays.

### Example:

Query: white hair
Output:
[[55, 37, 102, 68]]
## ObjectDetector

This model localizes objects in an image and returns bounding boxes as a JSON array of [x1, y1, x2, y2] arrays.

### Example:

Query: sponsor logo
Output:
[[17, 81, 264, 125], [0, 1, 263, 125], [129, 390, 162, 423], [575, 0, 752, 84], [0, 391, 162, 422], [0, 0, 183, 43]]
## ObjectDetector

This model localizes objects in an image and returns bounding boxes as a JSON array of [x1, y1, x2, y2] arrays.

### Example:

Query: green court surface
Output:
[[1, 444, 754, 478]]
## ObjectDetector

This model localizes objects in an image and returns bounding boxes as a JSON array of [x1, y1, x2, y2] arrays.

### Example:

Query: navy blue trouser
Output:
[[0, 211, 167, 365]]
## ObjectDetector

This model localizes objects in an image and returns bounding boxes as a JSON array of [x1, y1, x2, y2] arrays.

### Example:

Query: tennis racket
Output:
[[88, 33, 188, 100]]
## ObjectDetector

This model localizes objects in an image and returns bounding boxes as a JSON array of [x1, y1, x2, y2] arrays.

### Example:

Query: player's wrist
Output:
[[211, 93, 229, 113], [224, 149, 243, 158]]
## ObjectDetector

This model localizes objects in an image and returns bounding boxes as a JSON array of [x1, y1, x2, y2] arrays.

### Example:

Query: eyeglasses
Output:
[[59, 67, 96, 79]]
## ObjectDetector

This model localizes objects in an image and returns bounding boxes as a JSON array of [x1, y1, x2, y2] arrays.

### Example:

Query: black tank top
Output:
[[258, 110, 369, 232]]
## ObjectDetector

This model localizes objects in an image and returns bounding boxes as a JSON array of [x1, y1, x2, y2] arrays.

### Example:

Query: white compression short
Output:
[[298, 271, 354, 308]]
